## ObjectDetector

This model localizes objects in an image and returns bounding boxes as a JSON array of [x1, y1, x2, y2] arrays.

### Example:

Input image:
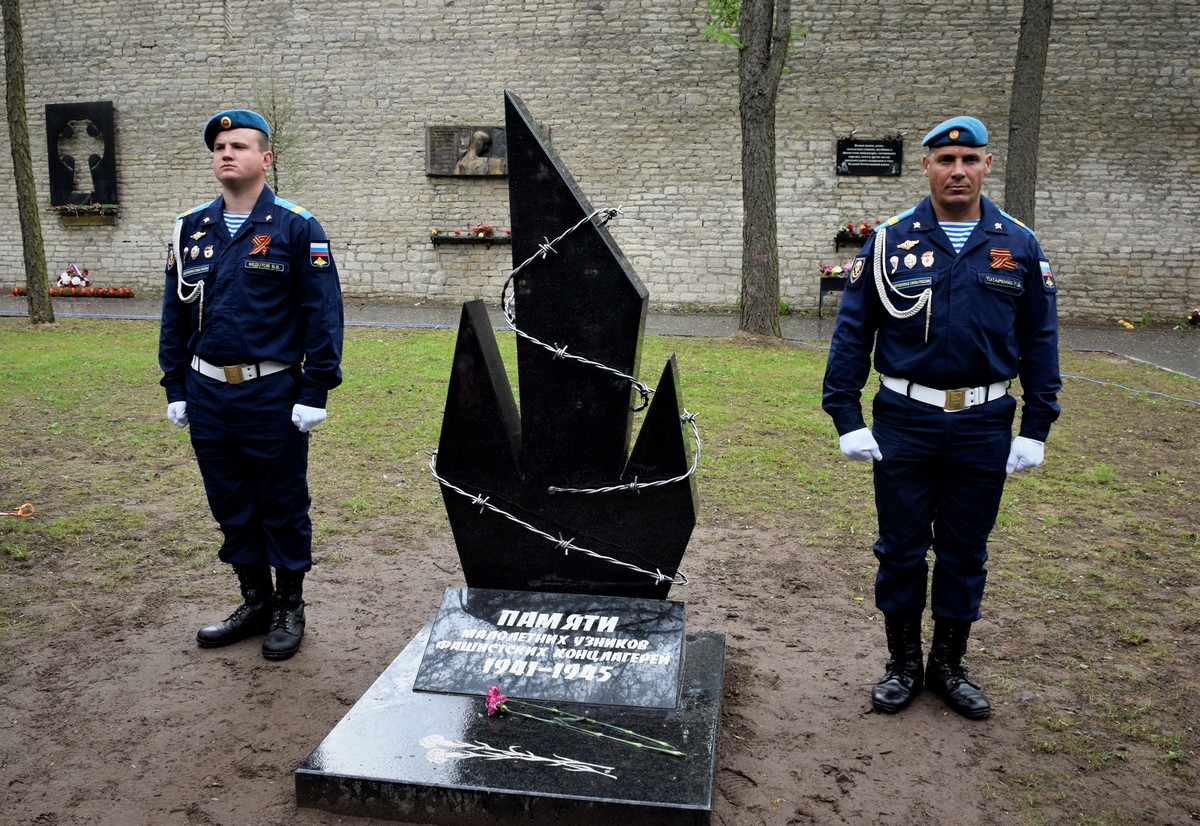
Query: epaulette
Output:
[[176, 200, 214, 220], [885, 207, 917, 227], [998, 208, 1037, 237], [274, 195, 314, 220]]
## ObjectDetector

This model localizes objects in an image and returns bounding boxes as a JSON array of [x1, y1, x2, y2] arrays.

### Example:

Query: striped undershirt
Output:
[[224, 212, 249, 237], [940, 220, 977, 254]]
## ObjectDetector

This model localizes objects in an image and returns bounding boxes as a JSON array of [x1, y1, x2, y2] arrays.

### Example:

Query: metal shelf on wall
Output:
[[430, 234, 512, 248], [834, 235, 868, 252]]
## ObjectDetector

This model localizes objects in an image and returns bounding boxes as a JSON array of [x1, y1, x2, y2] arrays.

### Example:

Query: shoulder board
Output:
[[998, 208, 1037, 237], [274, 196, 314, 220], [885, 207, 916, 227], [176, 200, 214, 220]]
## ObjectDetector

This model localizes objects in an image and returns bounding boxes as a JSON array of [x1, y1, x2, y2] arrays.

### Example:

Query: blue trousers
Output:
[[185, 368, 312, 573], [869, 386, 1015, 622]]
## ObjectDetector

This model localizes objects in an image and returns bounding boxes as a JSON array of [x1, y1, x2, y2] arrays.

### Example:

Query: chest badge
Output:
[[903, 253, 917, 269], [203, 245, 214, 259], [897, 239, 919, 250], [251, 234, 272, 256], [190, 231, 207, 241], [190, 245, 200, 260], [990, 248, 1018, 271], [921, 250, 935, 268]]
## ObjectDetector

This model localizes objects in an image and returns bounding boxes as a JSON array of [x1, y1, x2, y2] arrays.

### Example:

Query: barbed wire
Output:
[[429, 451, 688, 587], [498, 208, 653, 410], [548, 412, 701, 496], [429, 204, 699, 587]]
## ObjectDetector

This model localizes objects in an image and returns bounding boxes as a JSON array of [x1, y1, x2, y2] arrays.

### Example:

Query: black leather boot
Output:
[[196, 564, 273, 647], [926, 620, 992, 719], [262, 569, 305, 661], [871, 615, 924, 713]]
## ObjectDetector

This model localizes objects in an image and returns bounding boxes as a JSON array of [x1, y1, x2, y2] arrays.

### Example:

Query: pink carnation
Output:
[[485, 685, 507, 716]]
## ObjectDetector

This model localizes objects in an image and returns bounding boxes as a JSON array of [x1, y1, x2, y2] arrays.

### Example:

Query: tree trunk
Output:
[[3, 0, 52, 324], [1004, 0, 1053, 229], [737, 0, 789, 337]]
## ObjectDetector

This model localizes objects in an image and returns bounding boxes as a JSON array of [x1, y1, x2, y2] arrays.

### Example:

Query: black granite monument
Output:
[[296, 92, 723, 825], [45, 101, 119, 206]]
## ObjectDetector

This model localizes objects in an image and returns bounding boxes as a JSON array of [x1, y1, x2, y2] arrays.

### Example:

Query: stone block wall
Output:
[[0, 0, 1196, 322]]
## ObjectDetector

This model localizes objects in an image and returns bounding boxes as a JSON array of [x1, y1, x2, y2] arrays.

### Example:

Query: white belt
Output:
[[191, 355, 291, 385], [880, 375, 1009, 412]]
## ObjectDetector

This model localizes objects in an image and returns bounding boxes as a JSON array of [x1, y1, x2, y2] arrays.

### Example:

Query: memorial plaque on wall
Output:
[[425, 125, 508, 176], [414, 587, 687, 708], [835, 137, 903, 176], [46, 101, 119, 205]]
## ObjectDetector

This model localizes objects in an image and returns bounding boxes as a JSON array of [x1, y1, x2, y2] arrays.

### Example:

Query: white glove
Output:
[[291, 403, 327, 433], [839, 427, 883, 462], [167, 401, 189, 428], [1006, 436, 1045, 474]]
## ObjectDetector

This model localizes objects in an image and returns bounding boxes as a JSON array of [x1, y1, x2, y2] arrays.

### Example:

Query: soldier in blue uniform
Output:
[[159, 109, 344, 661], [822, 116, 1060, 719]]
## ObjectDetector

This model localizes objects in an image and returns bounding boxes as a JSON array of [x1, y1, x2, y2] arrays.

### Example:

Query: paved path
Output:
[[3, 296, 1196, 380]]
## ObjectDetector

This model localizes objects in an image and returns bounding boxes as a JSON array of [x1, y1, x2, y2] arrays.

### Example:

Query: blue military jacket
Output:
[[158, 185, 344, 408], [822, 195, 1061, 441]]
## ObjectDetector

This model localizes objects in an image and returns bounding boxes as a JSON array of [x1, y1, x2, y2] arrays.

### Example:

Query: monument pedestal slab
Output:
[[296, 619, 724, 825]]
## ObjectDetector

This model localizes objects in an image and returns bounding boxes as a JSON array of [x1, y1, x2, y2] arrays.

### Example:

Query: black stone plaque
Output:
[[835, 137, 903, 176], [297, 620, 725, 825], [45, 101, 119, 205], [414, 587, 686, 709], [434, 92, 698, 602], [426, 125, 508, 176]]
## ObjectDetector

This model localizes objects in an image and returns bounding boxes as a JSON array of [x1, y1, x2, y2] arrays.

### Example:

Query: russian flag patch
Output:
[[1040, 260, 1056, 292], [310, 241, 331, 269]]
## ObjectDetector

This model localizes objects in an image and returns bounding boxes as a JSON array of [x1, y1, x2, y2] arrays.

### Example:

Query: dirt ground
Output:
[[2, 515, 1195, 826], [1, 329, 1197, 825]]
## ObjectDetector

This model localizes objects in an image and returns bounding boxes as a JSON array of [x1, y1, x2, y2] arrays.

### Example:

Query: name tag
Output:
[[890, 275, 933, 291], [244, 259, 288, 275], [979, 271, 1024, 294]]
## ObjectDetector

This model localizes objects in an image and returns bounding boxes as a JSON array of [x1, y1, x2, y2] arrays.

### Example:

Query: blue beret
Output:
[[922, 116, 988, 148], [203, 109, 271, 150]]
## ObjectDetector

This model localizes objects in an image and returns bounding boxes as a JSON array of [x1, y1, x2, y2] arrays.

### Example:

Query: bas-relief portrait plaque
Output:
[[426, 125, 508, 176]]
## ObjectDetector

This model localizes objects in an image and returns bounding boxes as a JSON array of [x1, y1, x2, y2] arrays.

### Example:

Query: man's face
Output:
[[211, 128, 271, 188], [922, 145, 993, 218]]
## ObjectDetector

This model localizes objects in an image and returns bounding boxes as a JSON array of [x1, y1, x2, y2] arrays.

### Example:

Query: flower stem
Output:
[[503, 701, 685, 758]]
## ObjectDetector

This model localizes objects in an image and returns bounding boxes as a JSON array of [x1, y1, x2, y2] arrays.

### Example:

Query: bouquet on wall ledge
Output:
[[835, 220, 880, 240], [51, 202, 122, 217], [819, 260, 855, 278]]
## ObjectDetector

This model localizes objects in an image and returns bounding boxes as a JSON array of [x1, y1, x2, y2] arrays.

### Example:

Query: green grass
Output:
[[0, 316, 1198, 823]]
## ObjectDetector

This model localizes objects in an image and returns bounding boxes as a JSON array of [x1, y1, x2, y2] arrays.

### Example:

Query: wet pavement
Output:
[[2, 296, 1196, 380]]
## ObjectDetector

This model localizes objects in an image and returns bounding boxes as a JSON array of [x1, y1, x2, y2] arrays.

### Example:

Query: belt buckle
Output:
[[223, 365, 245, 384], [944, 388, 967, 411]]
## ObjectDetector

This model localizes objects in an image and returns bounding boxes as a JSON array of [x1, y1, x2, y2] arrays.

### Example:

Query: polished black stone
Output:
[[413, 587, 686, 709], [45, 101, 118, 206], [435, 91, 698, 601], [296, 620, 724, 825]]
